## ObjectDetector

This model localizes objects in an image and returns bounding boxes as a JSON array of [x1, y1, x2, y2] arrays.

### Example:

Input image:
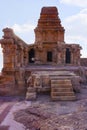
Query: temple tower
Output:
[[0, 6, 83, 98], [34, 7, 65, 44]]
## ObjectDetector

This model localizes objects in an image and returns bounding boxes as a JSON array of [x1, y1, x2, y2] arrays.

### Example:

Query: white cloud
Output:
[[12, 23, 35, 33], [63, 8, 87, 57], [11, 23, 35, 43], [60, 0, 87, 7]]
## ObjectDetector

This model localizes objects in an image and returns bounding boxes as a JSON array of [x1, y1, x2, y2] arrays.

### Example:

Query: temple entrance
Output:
[[65, 48, 71, 64], [47, 51, 52, 62], [29, 49, 35, 63]]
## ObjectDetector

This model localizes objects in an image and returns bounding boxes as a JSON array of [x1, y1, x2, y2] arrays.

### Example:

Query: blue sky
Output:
[[0, 0, 87, 71]]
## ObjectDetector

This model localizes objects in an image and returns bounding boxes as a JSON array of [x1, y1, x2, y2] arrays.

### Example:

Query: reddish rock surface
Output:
[[14, 87, 87, 130]]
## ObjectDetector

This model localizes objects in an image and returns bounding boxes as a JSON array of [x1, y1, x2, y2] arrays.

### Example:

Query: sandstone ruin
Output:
[[0, 7, 87, 100]]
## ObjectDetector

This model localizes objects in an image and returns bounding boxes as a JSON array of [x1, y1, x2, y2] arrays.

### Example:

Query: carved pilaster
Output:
[[53, 48, 57, 63], [0, 38, 16, 69], [57, 44, 65, 64], [18, 46, 24, 67], [23, 48, 28, 66]]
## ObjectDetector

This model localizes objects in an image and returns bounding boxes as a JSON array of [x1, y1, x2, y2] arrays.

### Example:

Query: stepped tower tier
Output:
[[34, 7, 65, 43]]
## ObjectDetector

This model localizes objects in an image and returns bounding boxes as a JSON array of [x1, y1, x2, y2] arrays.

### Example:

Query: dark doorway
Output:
[[47, 51, 52, 62], [65, 48, 71, 64], [29, 49, 35, 63]]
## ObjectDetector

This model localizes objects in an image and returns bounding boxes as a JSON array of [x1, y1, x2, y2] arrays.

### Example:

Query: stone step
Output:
[[51, 84, 72, 87], [26, 87, 37, 100], [50, 76, 71, 79], [51, 79, 71, 84], [37, 87, 50, 92], [50, 78, 76, 101], [51, 95, 76, 101], [27, 87, 36, 92], [51, 87, 73, 92], [26, 92, 36, 100], [51, 92, 74, 96]]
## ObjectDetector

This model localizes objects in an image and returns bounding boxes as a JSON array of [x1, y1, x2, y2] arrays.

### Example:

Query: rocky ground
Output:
[[14, 86, 87, 130]]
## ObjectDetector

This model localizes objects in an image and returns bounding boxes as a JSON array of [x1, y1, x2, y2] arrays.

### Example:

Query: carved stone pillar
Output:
[[57, 52, 62, 64], [0, 39, 16, 70], [71, 52, 74, 64], [23, 48, 28, 66], [62, 48, 66, 64], [72, 47, 81, 65], [34, 43, 43, 64], [16, 46, 21, 67], [57, 44, 65, 65], [53, 48, 57, 63], [70, 47, 76, 65]]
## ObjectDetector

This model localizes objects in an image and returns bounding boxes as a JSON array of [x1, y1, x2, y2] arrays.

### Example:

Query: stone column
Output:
[[63, 49, 66, 64], [34, 43, 43, 64], [57, 51, 62, 65], [16, 46, 21, 67], [53, 48, 57, 63], [70, 48, 73, 65], [0, 39, 16, 70], [57, 45, 62, 65], [20, 47, 24, 67], [23, 48, 28, 66]]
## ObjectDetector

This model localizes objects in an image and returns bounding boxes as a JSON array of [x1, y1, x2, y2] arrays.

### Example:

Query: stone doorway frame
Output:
[[47, 51, 52, 62], [65, 48, 71, 64], [29, 48, 35, 63]]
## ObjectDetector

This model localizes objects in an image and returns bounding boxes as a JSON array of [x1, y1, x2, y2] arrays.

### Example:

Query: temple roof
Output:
[[41, 7, 58, 15], [36, 6, 64, 30]]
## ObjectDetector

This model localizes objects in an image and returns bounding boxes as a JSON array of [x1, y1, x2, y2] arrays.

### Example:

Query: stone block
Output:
[[51, 92, 74, 96], [51, 88, 72, 92], [51, 95, 76, 101], [51, 84, 72, 87], [26, 92, 36, 100], [51, 79, 71, 84], [27, 87, 36, 92]]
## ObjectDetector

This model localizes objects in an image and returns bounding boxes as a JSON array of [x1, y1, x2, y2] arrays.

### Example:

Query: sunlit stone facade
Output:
[[0, 7, 84, 100]]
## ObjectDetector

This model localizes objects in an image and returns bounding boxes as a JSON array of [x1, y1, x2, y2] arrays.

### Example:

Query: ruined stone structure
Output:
[[30, 7, 81, 65], [0, 7, 87, 100]]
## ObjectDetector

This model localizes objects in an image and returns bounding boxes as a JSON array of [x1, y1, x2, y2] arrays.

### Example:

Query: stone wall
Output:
[[0, 6, 84, 97], [0, 28, 28, 96], [0, 28, 28, 71], [80, 58, 87, 66]]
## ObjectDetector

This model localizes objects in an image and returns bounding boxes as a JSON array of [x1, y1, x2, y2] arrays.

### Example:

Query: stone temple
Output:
[[0, 7, 87, 100]]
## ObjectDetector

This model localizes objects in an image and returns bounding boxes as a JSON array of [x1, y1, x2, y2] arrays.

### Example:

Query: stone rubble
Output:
[[14, 88, 87, 130]]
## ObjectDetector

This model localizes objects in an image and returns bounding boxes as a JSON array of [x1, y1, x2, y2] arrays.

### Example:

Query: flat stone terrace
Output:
[[25, 65, 87, 71], [0, 96, 30, 130], [0, 87, 87, 130]]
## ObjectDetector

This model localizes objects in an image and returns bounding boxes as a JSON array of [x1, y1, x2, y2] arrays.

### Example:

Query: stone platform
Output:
[[0, 65, 86, 100], [26, 65, 82, 101], [0, 87, 87, 130]]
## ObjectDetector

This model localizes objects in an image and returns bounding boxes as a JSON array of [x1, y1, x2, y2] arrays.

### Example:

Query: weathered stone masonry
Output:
[[0, 6, 87, 100]]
